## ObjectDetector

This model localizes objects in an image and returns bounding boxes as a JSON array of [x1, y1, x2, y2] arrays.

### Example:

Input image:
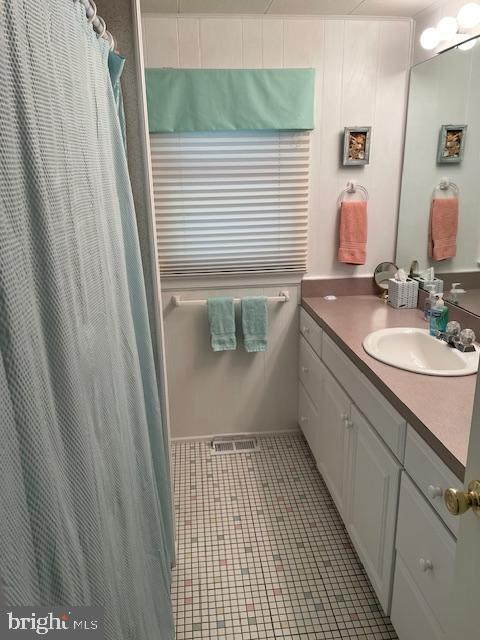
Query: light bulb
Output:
[[457, 3, 480, 29], [420, 27, 441, 50], [437, 16, 458, 39], [459, 38, 477, 49]]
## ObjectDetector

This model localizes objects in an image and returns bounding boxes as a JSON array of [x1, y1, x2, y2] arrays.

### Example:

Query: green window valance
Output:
[[145, 68, 315, 133]]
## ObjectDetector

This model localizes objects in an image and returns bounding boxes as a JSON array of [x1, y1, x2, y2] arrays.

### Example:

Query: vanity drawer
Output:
[[299, 336, 324, 409], [299, 307, 322, 357], [396, 473, 456, 635], [322, 333, 406, 461], [391, 556, 444, 640], [405, 426, 460, 537]]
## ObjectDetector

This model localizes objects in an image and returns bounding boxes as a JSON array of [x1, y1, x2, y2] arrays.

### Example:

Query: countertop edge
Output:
[[301, 298, 466, 482]]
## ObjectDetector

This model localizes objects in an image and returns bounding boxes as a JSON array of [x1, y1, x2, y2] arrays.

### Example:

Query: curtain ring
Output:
[[86, 0, 97, 23], [96, 16, 107, 38], [105, 31, 115, 51]]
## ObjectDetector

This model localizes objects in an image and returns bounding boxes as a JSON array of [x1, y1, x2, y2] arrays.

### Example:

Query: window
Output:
[[150, 130, 310, 277]]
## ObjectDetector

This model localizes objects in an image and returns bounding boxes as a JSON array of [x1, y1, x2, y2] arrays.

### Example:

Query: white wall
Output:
[[161, 283, 300, 439], [142, 14, 413, 278], [141, 14, 413, 438]]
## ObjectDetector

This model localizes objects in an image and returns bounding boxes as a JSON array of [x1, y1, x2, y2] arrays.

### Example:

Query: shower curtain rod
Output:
[[78, 0, 116, 52]]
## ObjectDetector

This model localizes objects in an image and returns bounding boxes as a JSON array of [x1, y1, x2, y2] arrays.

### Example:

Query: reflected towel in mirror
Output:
[[428, 197, 458, 261]]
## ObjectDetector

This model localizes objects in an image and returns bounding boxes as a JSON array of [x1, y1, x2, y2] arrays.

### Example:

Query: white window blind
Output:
[[150, 130, 310, 277]]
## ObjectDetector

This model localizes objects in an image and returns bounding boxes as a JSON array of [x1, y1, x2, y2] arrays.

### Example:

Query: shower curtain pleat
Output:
[[108, 51, 127, 149], [0, 2, 174, 639]]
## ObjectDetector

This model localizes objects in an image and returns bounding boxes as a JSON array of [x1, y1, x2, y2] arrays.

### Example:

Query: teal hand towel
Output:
[[241, 296, 268, 353], [207, 297, 237, 352]]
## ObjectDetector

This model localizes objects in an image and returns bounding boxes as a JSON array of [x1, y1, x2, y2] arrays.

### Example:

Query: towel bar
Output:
[[171, 291, 290, 307]]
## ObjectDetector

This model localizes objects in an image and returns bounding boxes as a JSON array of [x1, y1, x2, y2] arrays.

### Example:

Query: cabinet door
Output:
[[298, 381, 322, 468], [346, 405, 401, 614], [317, 367, 350, 519]]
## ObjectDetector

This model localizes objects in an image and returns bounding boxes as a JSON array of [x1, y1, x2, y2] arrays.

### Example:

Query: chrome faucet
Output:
[[436, 321, 476, 352]]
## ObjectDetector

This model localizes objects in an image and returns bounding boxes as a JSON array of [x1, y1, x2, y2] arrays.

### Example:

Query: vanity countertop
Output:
[[302, 295, 476, 480]]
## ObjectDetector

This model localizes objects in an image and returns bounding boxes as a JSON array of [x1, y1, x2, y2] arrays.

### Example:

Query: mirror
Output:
[[396, 38, 480, 316]]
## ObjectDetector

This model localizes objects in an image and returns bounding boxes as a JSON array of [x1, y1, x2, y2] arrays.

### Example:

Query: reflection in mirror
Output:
[[396, 37, 480, 316]]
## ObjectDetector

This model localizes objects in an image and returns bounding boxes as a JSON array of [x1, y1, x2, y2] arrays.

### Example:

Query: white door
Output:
[[447, 379, 480, 640]]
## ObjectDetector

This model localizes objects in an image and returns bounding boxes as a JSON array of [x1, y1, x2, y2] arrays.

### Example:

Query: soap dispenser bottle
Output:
[[424, 285, 436, 321], [429, 293, 449, 336]]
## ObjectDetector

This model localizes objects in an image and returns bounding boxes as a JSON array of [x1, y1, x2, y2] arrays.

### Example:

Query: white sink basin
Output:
[[363, 328, 479, 376]]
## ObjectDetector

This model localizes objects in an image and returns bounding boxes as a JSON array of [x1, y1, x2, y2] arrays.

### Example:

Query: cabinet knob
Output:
[[341, 412, 353, 428], [302, 366, 309, 373], [419, 558, 433, 572], [427, 485, 443, 500], [302, 326, 310, 334], [300, 416, 308, 423]]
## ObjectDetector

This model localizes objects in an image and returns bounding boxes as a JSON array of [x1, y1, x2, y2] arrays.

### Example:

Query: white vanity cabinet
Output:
[[297, 306, 463, 637], [298, 309, 405, 613]]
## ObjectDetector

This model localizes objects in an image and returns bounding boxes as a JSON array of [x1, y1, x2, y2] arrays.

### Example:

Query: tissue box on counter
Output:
[[388, 277, 419, 309], [415, 277, 443, 294]]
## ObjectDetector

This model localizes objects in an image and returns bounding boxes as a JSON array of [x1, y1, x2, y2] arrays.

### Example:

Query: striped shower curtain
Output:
[[0, 1, 174, 638]]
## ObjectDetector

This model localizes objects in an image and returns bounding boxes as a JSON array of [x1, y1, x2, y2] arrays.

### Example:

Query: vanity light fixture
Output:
[[457, 2, 480, 29], [436, 16, 458, 40], [420, 27, 441, 50], [420, 2, 480, 50]]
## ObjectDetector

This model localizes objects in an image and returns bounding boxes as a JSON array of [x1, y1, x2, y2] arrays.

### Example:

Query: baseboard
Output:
[[171, 428, 300, 443]]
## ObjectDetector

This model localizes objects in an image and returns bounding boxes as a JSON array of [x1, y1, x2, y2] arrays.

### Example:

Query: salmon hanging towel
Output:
[[428, 197, 458, 261], [338, 200, 368, 265]]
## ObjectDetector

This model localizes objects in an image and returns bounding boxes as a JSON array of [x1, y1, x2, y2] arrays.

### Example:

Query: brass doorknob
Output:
[[444, 480, 480, 517]]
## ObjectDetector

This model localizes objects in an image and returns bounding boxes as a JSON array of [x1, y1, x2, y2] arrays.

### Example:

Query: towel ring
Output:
[[433, 177, 459, 197], [338, 180, 369, 206]]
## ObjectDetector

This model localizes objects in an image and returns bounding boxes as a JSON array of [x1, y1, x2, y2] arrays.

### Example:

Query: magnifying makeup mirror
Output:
[[374, 262, 398, 301]]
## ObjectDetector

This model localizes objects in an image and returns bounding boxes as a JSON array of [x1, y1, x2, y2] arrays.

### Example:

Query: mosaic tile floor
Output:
[[171, 433, 398, 640]]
